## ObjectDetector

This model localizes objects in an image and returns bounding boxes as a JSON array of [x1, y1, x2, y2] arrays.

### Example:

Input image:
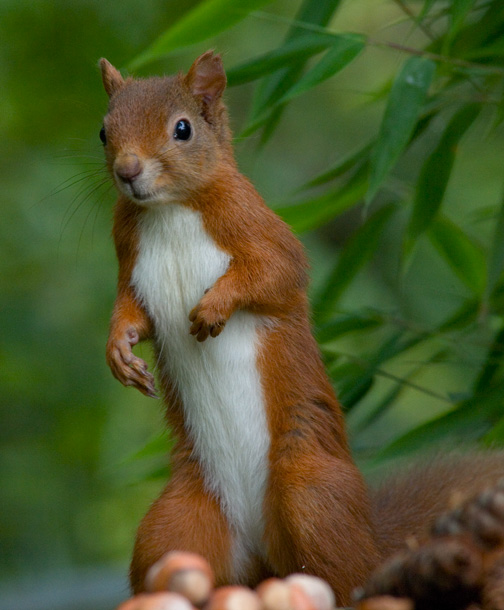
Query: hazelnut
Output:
[[146, 551, 214, 606], [115, 591, 195, 610], [207, 586, 263, 610]]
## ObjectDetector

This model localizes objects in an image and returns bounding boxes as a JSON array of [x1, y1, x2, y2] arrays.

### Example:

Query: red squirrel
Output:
[[99, 51, 504, 606]]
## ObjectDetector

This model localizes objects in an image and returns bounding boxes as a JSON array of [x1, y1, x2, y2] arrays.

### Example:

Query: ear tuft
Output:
[[99, 58, 125, 97], [185, 50, 226, 105]]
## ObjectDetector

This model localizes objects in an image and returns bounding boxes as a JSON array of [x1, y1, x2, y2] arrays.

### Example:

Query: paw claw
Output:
[[196, 326, 210, 342], [189, 308, 226, 342], [210, 322, 225, 338], [188, 302, 226, 342], [107, 332, 157, 398]]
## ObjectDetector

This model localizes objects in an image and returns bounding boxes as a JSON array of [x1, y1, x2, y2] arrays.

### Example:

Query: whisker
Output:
[[59, 175, 110, 239], [76, 180, 112, 260], [91, 183, 115, 241], [157, 144, 185, 162], [50, 158, 105, 165], [50, 144, 113, 257], [63, 137, 95, 143], [53, 144, 106, 161], [42, 168, 108, 209], [55, 154, 106, 163]]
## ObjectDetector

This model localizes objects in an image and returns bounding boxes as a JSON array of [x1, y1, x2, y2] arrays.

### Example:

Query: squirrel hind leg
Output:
[[129, 459, 271, 594], [264, 447, 380, 606], [130, 467, 234, 594]]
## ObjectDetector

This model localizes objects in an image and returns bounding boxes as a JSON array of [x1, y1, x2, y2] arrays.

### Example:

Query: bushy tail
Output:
[[369, 451, 504, 560]]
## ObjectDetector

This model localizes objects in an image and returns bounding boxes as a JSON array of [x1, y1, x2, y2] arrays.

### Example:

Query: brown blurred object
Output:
[[285, 574, 335, 610], [146, 551, 214, 606], [356, 596, 413, 610], [116, 591, 196, 610], [358, 480, 504, 610], [206, 586, 263, 610], [257, 577, 316, 610]]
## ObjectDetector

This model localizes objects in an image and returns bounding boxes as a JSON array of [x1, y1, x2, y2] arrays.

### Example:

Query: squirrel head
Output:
[[99, 51, 233, 206]]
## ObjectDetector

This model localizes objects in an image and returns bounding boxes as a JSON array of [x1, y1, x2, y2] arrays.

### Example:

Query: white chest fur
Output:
[[131, 203, 270, 576]]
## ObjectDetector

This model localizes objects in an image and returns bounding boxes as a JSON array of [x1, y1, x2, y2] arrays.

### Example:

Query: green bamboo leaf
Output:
[[484, 188, 504, 306], [376, 383, 504, 461], [251, 0, 344, 112], [122, 433, 172, 463], [314, 204, 396, 320], [449, 1, 504, 58], [428, 214, 486, 295], [351, 382, 404, 437], [274, 163, 368, 233], [419, 0, 438, 19], [442, 0, 475, 56], [227, 33, 339, 87], [376, 407, 485, 460], [440, 296, 478, 333], [291, 0, 344, 35], [366, 56, 436, 204], [329, 332, 405, 410], [316, 310, 382, 344], [247, 0, 344, 142], [482, 414, 504, 448], [241, 32, 364, 140], [239, 112, 275, 139], [299, 142, 373, 191], [275, 34, 365, 105], [450, 0, 475, 38], [299, 89, 437, 199], [300, 105, 431, 197], [351, 373, 413, 438], [116, 432, 173, 485], [473, 325, 504, 396], [465, 38, 504, 60], [407, 103, 480, 243], [128, 0, 275, 70], [350, 345, 450, 441], [141, 466, 172, 481], [337, 369, 374, 409]]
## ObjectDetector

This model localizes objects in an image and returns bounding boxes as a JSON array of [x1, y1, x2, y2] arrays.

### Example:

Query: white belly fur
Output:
[[131, 203, 271, 578]]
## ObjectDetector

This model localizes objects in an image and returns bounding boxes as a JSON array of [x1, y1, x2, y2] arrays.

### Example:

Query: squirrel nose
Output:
[[114, 154, 143, 183]]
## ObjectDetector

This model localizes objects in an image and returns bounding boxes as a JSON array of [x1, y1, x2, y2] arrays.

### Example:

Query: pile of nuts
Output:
[[115, 552, 339, 610]]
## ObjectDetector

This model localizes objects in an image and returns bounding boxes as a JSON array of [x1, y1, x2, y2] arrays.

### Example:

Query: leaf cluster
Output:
[[127, 0, 504, 467]]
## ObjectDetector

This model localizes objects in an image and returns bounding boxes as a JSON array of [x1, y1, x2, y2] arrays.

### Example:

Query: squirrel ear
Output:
[[185, 50, 226, 105], [99, 58, 124, 97]]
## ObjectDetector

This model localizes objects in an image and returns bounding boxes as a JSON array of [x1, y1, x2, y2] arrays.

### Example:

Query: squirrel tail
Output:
[[369, 451, 504, 559]]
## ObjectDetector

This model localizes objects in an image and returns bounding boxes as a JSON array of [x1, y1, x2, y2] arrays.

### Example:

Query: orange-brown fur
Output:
[[370, 453, 504, 559], [100, 52, 504, 605]]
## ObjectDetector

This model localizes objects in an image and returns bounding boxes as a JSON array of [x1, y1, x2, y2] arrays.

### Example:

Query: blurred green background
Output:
[[3, 0, 504, 608]]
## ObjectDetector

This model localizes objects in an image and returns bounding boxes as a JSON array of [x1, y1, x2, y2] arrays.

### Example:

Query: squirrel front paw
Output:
[[106, 328, 157, 398], [188, 302, 227, 342]]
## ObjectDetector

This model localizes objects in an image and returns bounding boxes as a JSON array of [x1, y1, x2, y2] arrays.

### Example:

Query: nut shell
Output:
[[356, 596, 413, 610], [256, 579, 292, 610], [285, 574, 335, 610], [146, 551, 214, 606], [256, 577, 317, 610], [116, 592, 195, 610], [207, 586, 263, 610]]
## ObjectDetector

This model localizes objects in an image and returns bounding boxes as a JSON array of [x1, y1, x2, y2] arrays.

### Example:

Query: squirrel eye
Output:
[[173, 119, 192, 141], [99, 126, 107, 145]]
